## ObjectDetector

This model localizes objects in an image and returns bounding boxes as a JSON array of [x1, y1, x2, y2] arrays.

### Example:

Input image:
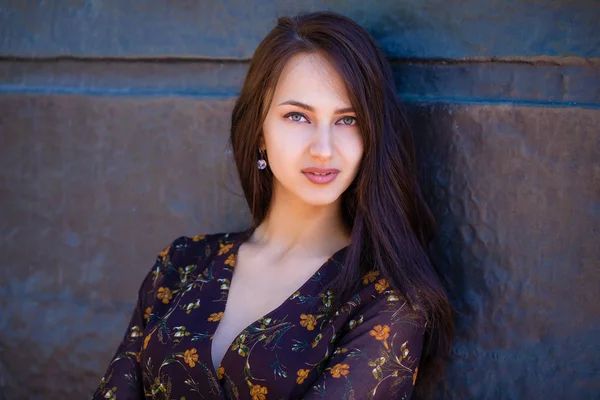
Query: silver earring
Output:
[[257, 149, 267, 170]]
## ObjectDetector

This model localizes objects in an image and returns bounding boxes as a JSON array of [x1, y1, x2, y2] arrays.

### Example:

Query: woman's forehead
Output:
[[272, 53, 351, 108]]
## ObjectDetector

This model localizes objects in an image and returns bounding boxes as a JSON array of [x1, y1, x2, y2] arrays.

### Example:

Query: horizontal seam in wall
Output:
[[1, 85, 598, 109], [2, 55, 599, 67]]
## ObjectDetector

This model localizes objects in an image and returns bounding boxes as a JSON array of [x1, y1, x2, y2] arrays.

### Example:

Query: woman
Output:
[[93, 11, 454, 400]]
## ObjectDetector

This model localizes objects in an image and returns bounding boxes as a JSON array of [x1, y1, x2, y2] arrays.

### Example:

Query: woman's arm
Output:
[[91, 242, 173, 400], [301, 292, 425, 400]]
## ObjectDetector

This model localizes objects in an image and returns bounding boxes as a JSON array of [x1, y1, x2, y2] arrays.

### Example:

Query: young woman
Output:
[[93, 11, 454, 400]]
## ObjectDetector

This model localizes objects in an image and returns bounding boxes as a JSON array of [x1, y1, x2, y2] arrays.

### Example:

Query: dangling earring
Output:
[[257, 148, 267, 170]]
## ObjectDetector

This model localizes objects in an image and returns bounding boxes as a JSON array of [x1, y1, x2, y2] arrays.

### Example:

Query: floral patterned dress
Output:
[[92, 229, 424, 400]]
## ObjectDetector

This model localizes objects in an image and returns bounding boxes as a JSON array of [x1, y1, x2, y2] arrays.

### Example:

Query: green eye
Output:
[[285, 112, 307, 123], [340, 116, 356, 126]]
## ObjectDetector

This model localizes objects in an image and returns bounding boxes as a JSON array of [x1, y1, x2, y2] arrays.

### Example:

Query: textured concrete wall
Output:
[[2, 0, 599, 58], [0, 1, 599, 399], [411, 104, 599, 398]]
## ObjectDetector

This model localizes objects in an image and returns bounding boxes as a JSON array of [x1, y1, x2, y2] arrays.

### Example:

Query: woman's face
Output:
[[262, 52, 364, 207]]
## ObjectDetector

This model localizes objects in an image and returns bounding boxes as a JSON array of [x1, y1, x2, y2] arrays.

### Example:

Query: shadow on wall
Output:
[[410, 102, 499, 396]]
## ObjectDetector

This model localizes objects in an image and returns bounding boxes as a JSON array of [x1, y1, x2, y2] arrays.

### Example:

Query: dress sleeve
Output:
[[301, 290, 425, 400], [91, 241, 174, 400]]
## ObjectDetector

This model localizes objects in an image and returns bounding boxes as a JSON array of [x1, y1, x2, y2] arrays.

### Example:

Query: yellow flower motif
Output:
[[136, 351, 141, 363], [157, 287, 172, 304], [362, 270, 379, 285], [369, 324, 390, 341], [249, 383, 268, 400], [218, 243, 233, 255], [299, 314, 317, 331], [143, 333, 151, 350], [217, 366, 225, 380], [208, 312, 224, 322], [296, 368, 310, 384], [413, 366, 419, 386], [144, 307, 152, 320], [225, 253, 237, 267], [375, 278, 390, 294], [183, 348, 199, 367], [192, 234, 206, 242], [330, 363, 350, 378], [158, 245, 171, 261]]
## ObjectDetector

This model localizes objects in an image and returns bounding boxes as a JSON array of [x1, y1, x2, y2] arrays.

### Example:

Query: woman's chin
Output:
[[295, 190, 344, 207]]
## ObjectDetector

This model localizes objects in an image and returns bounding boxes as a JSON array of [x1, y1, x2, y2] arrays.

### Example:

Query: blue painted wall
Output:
[[1, 0, 599, 58]]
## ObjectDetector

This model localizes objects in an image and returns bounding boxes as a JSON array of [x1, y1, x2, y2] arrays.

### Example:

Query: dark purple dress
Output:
[[92, 229, 424, 399]]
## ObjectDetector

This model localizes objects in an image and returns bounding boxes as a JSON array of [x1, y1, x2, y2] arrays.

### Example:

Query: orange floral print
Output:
[[225, 253, 236, 267], [183, 348, 199, 367], [362, 270, 379, 285], [218, 243, 233, 255], [369, 324, 390, 341], [296, 368, 310, 384], [375, 278, 390, 293], [249, 383, 268, 400], [299, 314, 317, 331], [143, 333, 152, 350], [158, 245, 170, 261], [93, 232, 424, 400], [208, 312, 224, 322], [157, 287, 172, 304], [330, 363, 350, 378]]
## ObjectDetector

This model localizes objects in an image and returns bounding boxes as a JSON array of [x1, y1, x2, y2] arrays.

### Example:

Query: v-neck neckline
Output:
[[208, 227, 348, 377]]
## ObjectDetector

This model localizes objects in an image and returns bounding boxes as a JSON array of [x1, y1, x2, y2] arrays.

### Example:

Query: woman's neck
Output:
[[249, 186, 350, 259]]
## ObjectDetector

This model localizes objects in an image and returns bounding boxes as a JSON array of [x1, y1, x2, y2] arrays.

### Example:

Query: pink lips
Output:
[[301, 167, 340, 185]]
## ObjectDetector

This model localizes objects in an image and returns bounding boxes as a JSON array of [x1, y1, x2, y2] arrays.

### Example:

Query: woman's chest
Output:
[[142, 275, 345, 399], [215, 265, 319, 340]]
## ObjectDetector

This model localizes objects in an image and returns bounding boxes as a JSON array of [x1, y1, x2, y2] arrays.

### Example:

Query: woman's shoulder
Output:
[[143, 229, 248, 293], [336, 268, 426, 330], [156, 229, 249, 269]]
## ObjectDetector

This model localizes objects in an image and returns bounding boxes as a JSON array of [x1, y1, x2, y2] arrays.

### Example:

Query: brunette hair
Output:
[[228, 11, 454, 398]]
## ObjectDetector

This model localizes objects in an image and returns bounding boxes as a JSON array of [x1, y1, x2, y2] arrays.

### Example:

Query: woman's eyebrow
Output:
[[278, 100, 354, 114]]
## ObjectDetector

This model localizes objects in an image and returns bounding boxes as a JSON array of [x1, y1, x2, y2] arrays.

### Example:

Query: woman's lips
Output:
[[301, 168, 340, 185]]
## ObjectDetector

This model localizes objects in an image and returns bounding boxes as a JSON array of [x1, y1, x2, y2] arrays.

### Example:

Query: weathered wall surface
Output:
[[0, 1, 598, 399], [2, 0, 599, 58]]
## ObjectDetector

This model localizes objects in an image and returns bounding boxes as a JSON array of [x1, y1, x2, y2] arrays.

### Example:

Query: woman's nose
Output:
[[309, 124, 334, 162]]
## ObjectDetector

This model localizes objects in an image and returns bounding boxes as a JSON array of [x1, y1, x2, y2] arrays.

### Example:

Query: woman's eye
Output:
[[339, 116, 357, 126], [284, 112, 356, 126], [285, 112, 308, 123]]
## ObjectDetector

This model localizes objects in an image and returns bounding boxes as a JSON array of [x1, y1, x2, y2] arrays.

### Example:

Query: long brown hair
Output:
[[228, 11, 454, 398]]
